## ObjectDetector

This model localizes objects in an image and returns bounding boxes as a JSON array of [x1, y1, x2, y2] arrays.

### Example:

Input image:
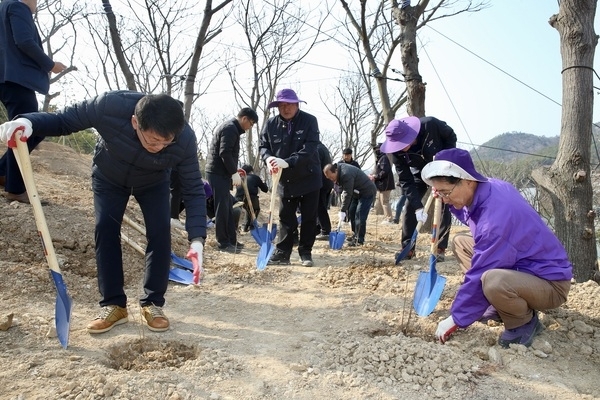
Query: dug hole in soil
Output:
[[0, 142, 599, 400]]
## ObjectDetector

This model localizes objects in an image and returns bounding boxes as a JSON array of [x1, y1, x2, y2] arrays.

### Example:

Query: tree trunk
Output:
[[394, 3, 427, 117], [101, 0, 137, 91], [531, 0, 598, 282]]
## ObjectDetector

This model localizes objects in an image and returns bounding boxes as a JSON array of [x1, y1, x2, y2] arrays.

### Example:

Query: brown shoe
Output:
[[0, 176, 5, 187], [4, 191, 49, 205], [141, 304, 169, 332], [87, 305, 128, 334]]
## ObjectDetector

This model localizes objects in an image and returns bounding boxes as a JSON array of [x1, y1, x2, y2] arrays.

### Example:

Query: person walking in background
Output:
[[235, 164, 268, 232], [339, 147, 360, 168], [206, 107, 258, 254], [0, 91, 207, 334], [420, 148, 572, 348], [381, 116, 457, 261], [369, 143, 395, 224], [315, 142, 333, 240], [0, 0, 67, 203], [323, 163, 376, 246], [259, 88, 321, 267]]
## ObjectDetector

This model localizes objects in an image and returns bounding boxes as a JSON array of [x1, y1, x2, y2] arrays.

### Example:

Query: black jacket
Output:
[[22, 90, 207, 240], [373, 152, 395, 192], [235, 174, 268, 200], [205, 118, 244, 177], [317, 143, 334, 192], [391, 116, 457, 210], [259, 109, 322, 197]]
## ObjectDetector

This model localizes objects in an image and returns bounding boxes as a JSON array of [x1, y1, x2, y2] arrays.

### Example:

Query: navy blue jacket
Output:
[[205, 117, 243, 177], [373, 152, 395, 192], [21, 90, 207, 240], [0, 0, 54, 94], [391, 116, 457, 210], [259, 109, 322, 197]]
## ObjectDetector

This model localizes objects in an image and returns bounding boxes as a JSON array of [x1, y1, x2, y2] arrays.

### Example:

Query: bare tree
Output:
[[224, 0, 328, 168], [35, 0, 81, 110], [391, 0, 489, 117], [531, 0, 598, 282]]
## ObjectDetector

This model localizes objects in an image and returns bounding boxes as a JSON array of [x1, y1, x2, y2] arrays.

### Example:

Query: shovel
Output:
[[256, 169, 281, 270], [395, 192, 434, 264], [13, 133, 72, 349], [328, 220, 346, 250], [241, 175, 268, 245], [121, 216, 198, 284], [413, 196, 447, 316]]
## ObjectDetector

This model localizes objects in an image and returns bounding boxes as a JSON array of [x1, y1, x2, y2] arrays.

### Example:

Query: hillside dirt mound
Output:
[[0, 142, 599, 400]]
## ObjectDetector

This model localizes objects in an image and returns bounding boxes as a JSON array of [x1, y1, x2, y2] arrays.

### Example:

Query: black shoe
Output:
[[234, 242, 245, 249], [345, 234, 356, 243], [299, 254, 314, 267], [218, 244, 242, 254], [395, 248, 414, 260], [268, 251, 290, 265], [315, 233, 329, 241], [347, 239, 363, 247]]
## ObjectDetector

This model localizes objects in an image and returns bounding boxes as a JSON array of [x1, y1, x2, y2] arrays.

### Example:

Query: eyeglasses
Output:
[[437, 180, 460, 199], [137, 128, 175, 148]]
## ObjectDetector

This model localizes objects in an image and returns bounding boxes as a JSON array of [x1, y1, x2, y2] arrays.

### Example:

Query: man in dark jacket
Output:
[[323, 163, 376, 246], [206, 107, 258, 253], [0, 91, 207, 335], [338, 147, 361, 237], [369, 143, 395, 223], [380, 116, 457, 260], [315, 142, 333, 240], [0, 0, 67, 203], [235, 164, 268, 232], [259, 89, 321, 267]]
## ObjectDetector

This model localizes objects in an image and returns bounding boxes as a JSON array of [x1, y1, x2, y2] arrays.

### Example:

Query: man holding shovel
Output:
[[421, 148, 572, 348], [0, 91, 207, 334]]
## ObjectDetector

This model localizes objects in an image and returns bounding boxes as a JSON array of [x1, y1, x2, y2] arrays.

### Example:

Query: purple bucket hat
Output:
[[267, 89, 307, 108], [379, 116, 421, 153], [421, 148, 488, 186]]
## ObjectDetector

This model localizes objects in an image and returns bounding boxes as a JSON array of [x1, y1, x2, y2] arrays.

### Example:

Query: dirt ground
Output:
[[0, 142, 599, 400]]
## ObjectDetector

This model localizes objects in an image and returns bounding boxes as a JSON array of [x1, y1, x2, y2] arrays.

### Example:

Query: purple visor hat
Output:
[[267, 89, 306, 108], [421, 148, 488, 186], [379, 116, 421, 153]]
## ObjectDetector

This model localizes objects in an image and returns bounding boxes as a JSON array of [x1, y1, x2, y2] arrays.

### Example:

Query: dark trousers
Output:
[[401, 180, 451, 251], [206, 172, 237, 247], [355, 195, 374, 243], [0, 82, 43, 194], [316, 182, 333, 235], [348, 197, 358, 234], [277, 189, 319, 257], [92, 173, 171, 308], [241, 194, 260, 230], [169, 169, 184, 219]]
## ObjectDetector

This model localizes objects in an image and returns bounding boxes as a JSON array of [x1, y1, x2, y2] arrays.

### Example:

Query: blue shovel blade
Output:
[[395, 229, 418, 264], [413, 255, 447, 316], [50, 270, 72, 349], [170, 252, 193, 271], [329, 230, 346, 250], [169, 267, 194, 285], [250, 226, 266, 245], [256, 242, 275, 271]]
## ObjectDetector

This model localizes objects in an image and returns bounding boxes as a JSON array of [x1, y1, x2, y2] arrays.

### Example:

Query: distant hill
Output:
[[471, 132, 559, 163]]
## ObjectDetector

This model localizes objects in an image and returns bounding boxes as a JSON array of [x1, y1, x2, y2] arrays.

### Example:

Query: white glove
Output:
[[338, 211, 346, 223], [435, 315, 458, 344], [266, 156, 289, 174], [188, 240, 203, 259], [0, 118, 32, 148], [231, 172, 242, 186], [415, 208, 428, 223]]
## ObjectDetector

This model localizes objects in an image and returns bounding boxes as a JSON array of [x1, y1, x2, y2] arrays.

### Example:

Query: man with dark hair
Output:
[[340, 147, 360, 168], [0, 0, 67, 203], [381, 116, 457, 261], [323, 163, 376, 246], [259, 88, 321, 267], [0, 91, 207, 334], [235, 164, 268, 232], [338, 148, 361, 239], [206, 107, 258, 254]]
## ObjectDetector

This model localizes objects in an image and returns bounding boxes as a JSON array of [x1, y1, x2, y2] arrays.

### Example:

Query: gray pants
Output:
[[452, 233, 570, 329]]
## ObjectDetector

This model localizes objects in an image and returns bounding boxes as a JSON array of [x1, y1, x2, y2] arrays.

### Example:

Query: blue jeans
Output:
[[393, 195, 407, 223], [355, 195, 374, 243], [93, 173, 171, 308]]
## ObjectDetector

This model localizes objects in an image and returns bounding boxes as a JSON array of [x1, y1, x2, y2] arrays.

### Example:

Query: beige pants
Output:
[[376, 190, 393, 221], [451, 233, 571, 329]]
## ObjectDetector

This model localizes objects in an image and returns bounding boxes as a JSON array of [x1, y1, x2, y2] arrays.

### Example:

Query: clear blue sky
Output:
[[271, 2, 600, 152]]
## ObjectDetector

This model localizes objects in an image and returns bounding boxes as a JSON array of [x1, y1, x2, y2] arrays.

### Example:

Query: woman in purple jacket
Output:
[[421, 148, 572, 348]]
